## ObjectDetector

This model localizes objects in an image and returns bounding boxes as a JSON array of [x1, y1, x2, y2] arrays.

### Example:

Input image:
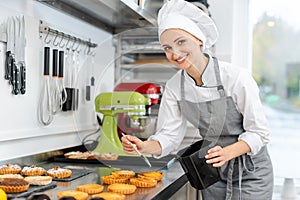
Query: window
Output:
[[250, 0, 300, 198]]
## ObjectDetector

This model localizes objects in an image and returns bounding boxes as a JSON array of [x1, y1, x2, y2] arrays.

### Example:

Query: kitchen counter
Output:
[[10, 157, 188, 200]]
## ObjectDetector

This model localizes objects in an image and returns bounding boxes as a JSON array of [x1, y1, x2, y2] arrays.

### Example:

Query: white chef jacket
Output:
[[148, 54, 270, 158]]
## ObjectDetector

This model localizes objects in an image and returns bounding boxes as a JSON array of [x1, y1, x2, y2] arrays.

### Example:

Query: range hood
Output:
[[36, 0, 164, 34]]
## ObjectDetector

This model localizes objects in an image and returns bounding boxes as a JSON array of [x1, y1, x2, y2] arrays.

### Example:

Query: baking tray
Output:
[[50, 154, 176, 168], [52, 168, 95, 182], [6, 181, 57, 199]]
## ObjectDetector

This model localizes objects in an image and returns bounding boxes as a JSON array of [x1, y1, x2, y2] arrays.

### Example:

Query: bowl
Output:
[[129, 116, 158, 139]]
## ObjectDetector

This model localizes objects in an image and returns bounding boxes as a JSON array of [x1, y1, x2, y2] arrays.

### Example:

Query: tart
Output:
[[111, 170, 135, 178], [139, 171, 164, 181], [98, 152, 118, 160], [0, 163, 21, 175], [57, 190, 88, 200], [0, 178, 29, 193], [130, 175, 157, 188], [76, 183, 104, 194], [0, 174, 24, 179], [83, 151, 101, 159], [91, 192, 125, 200], [101, 175, 128, 185], [64, 151, 83, 159], [21, 165, 46, 176], [47, 166, 72, 179], [24, 176, 52, 186], [107, 183, 136, 195], [64, 151, 101, 160]]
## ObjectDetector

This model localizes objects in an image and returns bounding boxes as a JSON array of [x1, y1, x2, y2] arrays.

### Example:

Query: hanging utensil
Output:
[[38, 46, 53, 126], [11, 16, 20, 95], [5, 18, 13, 82], [51, 49, 61, 114], [58, 50, 67, 107], [19, 16, 26, 95]]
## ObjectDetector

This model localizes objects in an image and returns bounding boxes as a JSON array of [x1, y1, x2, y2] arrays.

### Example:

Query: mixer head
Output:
[[95, 91, 149, 116], [113, 83, 161, 139]]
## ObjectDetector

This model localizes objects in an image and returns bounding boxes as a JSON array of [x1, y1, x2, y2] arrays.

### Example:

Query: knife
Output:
[[11, 17, 19, 95], [19, 16, 26, 95], [5, 18, 13, 81], [121, 133, 152, 167]]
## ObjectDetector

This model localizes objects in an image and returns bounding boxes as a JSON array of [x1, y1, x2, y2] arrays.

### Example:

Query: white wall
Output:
[[0, 0, 115, 161], [210, 0, 251, 70]]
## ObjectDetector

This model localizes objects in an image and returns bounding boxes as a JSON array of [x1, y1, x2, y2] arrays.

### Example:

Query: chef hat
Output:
[[157, 0, 218, 49]]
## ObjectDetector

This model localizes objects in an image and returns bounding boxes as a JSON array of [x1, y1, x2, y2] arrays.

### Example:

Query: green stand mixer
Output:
[[94, 91, 149, 156]]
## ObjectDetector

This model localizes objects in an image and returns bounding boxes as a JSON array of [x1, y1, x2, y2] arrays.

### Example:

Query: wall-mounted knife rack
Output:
[[39, 20, 97, 54]]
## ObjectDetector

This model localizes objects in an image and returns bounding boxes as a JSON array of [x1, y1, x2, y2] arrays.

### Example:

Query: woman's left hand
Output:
[[205, 146, 229, 167], [205, 141, 251, 168]]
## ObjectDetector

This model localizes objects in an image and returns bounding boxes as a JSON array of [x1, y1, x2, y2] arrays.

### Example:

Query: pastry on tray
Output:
[[139, 171, 164, 181], [91, 192, 125, 200], [0, 174, 24, 179], [21, 165, 46, 176], [24, 175, 53, 186], [107, 183, 137, 195], [111, 170, 135, 178], [64, 151, 102, 160], [57, 190, 88, 200], [0, 178, 29, 193], [101, 175, 128, 185], [64, 151, 84, 159], [130, 175, 157, 188], [47, 166, 72, 179], [76, 183, 104, 194], [0, 163, 21, 175], [98, 152, 118, 160]]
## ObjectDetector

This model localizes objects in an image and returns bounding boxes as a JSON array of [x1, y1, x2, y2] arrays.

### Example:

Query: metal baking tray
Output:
[[52, 168, 95, 182], [6, 181, 57, 199], [49, 154, 176, 168]]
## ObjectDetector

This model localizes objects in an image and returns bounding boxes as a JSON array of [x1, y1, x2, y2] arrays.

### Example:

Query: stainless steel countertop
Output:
[[13, 159, 187, 200]]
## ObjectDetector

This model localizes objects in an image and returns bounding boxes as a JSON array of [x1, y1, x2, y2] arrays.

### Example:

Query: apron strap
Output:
[[225, 154, 256, 200], [180, 70, 185, 100], [242, 154, 255, 173], [238, 156, 242, 200], [225, 158, 235, 200], [212, 57, 226, 97]]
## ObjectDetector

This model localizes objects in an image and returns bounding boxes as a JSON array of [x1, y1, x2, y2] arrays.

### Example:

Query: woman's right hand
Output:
[[121, 134, 144, 155]]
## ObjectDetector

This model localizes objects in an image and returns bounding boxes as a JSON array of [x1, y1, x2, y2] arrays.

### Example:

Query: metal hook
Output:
[[65, 35, 72, 49], [83, 45, 88, 55], [53, 30, 60, 46], [44, 30, 52, 44], [59, 32, 65, 48], [87, 46, 93, 55], [71, 37, 77, 51], [76, 39, 82, 53]]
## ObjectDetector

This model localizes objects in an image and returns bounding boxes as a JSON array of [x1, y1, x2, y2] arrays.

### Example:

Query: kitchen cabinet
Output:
[[113, 27, 178, 86]]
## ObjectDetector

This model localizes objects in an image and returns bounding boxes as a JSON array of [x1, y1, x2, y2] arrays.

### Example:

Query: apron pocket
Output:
[[177, 139, 220, 190]]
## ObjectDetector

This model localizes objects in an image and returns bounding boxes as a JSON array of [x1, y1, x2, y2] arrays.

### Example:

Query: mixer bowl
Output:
[[129, 116, 158, 139]]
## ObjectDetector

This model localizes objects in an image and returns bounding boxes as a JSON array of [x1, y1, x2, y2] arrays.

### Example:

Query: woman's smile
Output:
[[175, 54, 188, 64]]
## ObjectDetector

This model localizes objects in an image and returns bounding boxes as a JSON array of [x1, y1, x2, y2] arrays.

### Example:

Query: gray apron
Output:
[[178, 57, 273, 200]]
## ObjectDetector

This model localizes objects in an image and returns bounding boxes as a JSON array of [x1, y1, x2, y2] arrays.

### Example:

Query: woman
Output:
[[121, 0, 274, 199]]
